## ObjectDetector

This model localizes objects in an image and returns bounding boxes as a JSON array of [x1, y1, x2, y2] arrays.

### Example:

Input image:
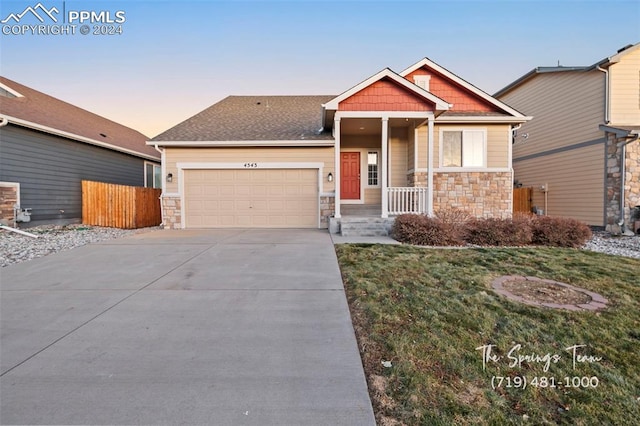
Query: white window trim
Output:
[[144, 161, 161, 188], [366, 150, 381, 188], [439, 128, 488, 169]]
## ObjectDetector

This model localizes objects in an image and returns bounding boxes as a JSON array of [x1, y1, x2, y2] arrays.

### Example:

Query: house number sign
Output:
[[243, 163, 258, 168]]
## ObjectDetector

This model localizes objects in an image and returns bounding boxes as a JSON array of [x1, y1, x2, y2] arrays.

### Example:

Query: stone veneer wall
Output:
[[0, 183, 19, 226], [433, 172, 512, 218], [320, 195, 335, 229], [162, 195, 182, 229], [407, 172, 427, 187], [606, 133, 640, 230]]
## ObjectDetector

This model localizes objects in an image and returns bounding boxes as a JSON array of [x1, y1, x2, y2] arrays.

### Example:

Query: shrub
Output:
[[435, 208, 471, 227], [392, 211, 592, 248], [464, 217, 533, 246], [392, 214, 463, 246], [531, 216, 592, 248]]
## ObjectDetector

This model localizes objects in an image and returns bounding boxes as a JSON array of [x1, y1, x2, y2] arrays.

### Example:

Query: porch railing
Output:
[[387, 187, 428, 215]]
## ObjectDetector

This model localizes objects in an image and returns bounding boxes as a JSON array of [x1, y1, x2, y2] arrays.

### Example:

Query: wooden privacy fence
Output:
[[82, 180, 161, 229], [513, 187, 533, 214]]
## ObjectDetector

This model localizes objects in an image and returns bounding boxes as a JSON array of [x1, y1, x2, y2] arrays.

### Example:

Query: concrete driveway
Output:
[[0, 229, 375, 425]]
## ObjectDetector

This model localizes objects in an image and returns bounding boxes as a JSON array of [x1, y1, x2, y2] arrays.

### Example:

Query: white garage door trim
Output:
[[177, 162, 325, 229]]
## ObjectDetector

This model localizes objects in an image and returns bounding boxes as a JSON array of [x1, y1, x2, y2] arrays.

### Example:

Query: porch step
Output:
[[339, 217, 395, 237], [341, 204, 382, 217]]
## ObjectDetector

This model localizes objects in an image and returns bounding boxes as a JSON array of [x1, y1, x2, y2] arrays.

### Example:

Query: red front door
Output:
[[341, 152, 360, 200]]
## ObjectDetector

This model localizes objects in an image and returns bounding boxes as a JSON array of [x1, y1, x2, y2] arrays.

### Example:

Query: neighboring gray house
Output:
[[0, 76, 160, 226]]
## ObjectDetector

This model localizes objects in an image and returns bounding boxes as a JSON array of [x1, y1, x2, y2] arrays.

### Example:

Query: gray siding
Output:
[[0, 124, 148, 223]]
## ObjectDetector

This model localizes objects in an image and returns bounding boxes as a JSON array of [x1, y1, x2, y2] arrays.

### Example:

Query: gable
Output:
[[405, 67, 500, 113], [338, 78, 435, 112]]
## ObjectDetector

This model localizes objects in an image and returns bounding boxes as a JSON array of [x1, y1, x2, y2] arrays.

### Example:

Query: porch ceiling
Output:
[[340, 117, 413, 135]]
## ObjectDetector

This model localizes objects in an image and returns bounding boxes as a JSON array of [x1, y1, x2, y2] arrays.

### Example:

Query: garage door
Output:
[[184, 169, 318, 228]]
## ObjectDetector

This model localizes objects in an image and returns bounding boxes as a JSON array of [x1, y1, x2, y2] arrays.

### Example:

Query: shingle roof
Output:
[[152, 95, 335, 141], [0, 76, 158, 160]]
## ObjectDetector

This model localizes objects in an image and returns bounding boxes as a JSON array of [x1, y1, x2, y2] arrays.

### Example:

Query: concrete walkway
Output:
[[0, 229, 375, 425]]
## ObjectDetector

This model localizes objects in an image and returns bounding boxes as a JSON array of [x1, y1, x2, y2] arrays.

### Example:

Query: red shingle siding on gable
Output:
[[405, 68, 499, 112], [338, 79, 434, 111]]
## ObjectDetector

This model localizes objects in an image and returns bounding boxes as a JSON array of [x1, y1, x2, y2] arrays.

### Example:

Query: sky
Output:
[[1, 0, 639, 138]]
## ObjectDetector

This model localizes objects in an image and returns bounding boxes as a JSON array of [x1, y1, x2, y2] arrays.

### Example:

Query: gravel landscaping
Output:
[[582, 231, 640, 259], [1, 225, 638, 268], [0, 224, 159, 268]]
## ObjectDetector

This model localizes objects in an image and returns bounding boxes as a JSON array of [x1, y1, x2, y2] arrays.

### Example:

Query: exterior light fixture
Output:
[[327, 172, 333, 182], [167, 173, 173, 183]]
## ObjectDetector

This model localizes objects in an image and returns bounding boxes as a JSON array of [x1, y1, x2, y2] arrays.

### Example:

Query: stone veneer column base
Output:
[[606, 133, 640, 233], [161, 195, 182, 229], [0, 183, 19, 226], [320, 195, 335, 229]]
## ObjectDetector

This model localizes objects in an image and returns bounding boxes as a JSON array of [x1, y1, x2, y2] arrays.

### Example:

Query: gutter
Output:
[[0, 117, 8, 127]]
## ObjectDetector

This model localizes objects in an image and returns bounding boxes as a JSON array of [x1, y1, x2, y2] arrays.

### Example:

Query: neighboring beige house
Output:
[[150, 58, 529, 234], [496, 43, 640, 233]]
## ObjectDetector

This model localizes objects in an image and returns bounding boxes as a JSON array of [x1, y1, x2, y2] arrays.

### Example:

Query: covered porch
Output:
[[332, 113, 435, 219]]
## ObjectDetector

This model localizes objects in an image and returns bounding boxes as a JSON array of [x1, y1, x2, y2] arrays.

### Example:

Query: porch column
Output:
[[427, 114, 434, 216], [334, 117, 341, 218], [381, 116, 389, 218]]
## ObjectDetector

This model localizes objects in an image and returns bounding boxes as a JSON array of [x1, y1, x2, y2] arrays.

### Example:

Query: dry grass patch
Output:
[[337, 244, 640, 425]]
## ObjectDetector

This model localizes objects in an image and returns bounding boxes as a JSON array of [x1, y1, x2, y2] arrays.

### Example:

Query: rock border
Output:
[[491, 275, 608, 312]]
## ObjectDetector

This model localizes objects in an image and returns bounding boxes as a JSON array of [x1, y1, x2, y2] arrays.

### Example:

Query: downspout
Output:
[[0, 117, 8, 127], [596, 65, 610, 124], [618, 135, 640, 230], [153, 144, 165, 227]]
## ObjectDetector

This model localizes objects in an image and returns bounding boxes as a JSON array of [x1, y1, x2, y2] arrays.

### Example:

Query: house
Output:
[[150, 58, 530, 232], [495, 43, 640, 233], [0, 76, 160, 227]]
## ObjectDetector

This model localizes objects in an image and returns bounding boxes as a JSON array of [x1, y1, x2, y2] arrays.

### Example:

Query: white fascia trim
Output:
[[323, 68, 450, 111], [435, 116, 532, 123], [176, 162, 325, 170], [400, 58, 528, 118], [148, 140, 334, 147], [335, 111, 433, 119], [1, 114, 160, 162], [0, 82, 24, 98], [606, 42, 640, 65]]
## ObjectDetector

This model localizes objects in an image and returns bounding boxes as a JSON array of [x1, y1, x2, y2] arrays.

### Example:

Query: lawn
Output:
[[335, 245, 640, 425]]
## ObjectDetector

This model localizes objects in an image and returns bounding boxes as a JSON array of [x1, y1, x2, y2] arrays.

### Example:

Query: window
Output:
[[367, 151, 379, 186], [442, 130, 485, 167], [145, 163, 162, 188]]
